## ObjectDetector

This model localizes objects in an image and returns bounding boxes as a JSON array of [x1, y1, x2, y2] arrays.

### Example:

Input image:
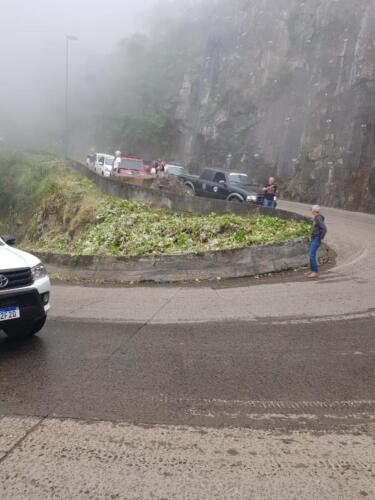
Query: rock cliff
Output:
[[173, 0, 375, 212]]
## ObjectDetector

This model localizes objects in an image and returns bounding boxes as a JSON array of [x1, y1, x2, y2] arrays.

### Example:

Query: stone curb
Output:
[[36, 238, 312, 283]]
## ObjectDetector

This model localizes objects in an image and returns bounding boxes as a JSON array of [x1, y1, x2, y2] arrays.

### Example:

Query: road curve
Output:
[[2, 199, 375, 433], [2, 201, 375, 499], [50, 201, 375, 325]]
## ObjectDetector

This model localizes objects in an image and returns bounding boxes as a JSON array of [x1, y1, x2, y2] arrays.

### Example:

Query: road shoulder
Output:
[[0, 416, 374, 500]]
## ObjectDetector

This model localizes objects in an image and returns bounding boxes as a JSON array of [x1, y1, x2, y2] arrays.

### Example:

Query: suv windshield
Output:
[[229, 173, 250, 185], [120, 158, 143, 171]]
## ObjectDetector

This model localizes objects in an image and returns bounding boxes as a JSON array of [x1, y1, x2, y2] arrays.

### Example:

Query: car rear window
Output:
[[120, 159, 144, 171]]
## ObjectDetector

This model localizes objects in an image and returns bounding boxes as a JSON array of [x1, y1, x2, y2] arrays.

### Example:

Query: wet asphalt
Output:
[[1, 317, 375, 432]]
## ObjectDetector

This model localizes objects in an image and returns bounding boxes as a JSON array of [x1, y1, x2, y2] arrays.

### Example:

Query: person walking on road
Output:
[[308, 205, 327, 279], [263, 177, 278, 208]]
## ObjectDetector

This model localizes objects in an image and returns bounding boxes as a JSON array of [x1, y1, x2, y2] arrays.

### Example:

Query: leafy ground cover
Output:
[[0, 152, 310, 257], [0, 151, 66, 225], [61, 202, 310, 256]]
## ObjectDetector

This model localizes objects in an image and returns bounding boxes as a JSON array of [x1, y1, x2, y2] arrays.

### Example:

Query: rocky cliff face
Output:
[[173, 0, 375, 212]]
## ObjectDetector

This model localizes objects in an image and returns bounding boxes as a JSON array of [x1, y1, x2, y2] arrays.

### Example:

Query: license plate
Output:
[[0, 307, 20, 322]]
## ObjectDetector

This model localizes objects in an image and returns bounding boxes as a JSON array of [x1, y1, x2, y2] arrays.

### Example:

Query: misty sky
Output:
[[1, 0, 157, 53], [0, 0, 159, 141]]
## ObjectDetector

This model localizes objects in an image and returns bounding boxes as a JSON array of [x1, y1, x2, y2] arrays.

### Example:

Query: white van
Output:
[[86, 153, 115, 177]]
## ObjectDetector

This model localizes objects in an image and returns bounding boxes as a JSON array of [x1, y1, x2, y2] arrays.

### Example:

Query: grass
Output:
[[0, 151, 67, 233], [0, 151, 310, 257]]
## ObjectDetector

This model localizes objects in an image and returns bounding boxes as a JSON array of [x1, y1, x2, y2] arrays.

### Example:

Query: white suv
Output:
[[0, 235, 50, 340]]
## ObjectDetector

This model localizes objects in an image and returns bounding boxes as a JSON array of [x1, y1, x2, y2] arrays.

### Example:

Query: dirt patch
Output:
[[149, 174, 193, 197]]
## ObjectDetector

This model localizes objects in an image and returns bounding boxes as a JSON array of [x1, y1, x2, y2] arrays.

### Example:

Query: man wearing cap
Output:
[[308, 205, 327, 279]]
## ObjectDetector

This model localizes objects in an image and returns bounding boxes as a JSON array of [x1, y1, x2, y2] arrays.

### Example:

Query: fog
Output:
[[1, 0, 374, 213], [0, 0, 159, 149]]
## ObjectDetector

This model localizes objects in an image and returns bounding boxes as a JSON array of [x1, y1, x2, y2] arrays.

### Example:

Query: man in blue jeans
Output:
[[308, 205, 327, 279], [263, 177, 278, 208]]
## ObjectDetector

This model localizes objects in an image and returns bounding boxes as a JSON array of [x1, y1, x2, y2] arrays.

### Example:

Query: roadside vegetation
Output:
[[0, 151, 66, 224], [0, 152, 310, 257]]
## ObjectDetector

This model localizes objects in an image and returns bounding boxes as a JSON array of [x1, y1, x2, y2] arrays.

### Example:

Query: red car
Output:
[[112, 156, 150, 177]]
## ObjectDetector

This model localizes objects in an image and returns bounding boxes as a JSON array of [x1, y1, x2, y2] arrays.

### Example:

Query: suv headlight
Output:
[[31, 263, 47, 281], [246, 195, 257, 202]]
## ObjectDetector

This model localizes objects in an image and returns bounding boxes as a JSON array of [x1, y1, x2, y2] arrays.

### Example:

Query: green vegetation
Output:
[[0, 152, 310, 257], [41, 202, 310, 257], [0, 151, 67, 233]]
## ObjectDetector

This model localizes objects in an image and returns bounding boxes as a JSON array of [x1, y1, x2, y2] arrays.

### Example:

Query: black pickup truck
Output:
[[177, 168, 264, 204]]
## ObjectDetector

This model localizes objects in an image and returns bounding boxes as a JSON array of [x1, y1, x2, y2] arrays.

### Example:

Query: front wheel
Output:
[[4, 317, 46, 341], [228, 196, 243, 203], [184, 184, 195, 196]]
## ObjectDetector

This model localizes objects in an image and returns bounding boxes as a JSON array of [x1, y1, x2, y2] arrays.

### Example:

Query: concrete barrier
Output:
[[70, 161, 310, 223], [36, 238, 319, 283]]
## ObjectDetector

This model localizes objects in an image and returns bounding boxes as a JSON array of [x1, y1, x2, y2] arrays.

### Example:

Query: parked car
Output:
[[164, 164, 190, 178], [95, 154, 115, 176], [86, 153, 115, 176], [178, 168, 264, 204], [0, 235, 50, 341], [112, 156, 150, 177]]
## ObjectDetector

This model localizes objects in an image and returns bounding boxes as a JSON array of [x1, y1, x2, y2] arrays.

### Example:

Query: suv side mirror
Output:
[[1, 234, 16, 246], [219, 180, 226, 186]]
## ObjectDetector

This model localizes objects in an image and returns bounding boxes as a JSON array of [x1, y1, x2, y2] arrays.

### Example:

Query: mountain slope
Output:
[[172, 0, 375, 211]]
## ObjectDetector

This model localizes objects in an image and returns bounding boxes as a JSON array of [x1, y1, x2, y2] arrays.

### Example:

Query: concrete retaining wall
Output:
[[70, 161, 309, 223], [38, 238, 313, 283]]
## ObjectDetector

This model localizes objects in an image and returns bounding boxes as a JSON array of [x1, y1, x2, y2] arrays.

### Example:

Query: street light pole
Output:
[[64, 35, 78, 159]]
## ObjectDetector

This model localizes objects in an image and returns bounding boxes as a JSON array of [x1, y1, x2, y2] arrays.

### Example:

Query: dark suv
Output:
[[180, 168, 264, 204]]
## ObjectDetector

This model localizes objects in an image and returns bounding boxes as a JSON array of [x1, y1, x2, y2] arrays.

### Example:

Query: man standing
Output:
[[263, 177, 278, 208], [308, 205, 327, 279], [112, 150, 122, 175]]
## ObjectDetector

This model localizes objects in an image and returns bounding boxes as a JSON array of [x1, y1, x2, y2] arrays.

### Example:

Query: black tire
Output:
[[4, 316, 46, 341], [184, 184, 195, 196], [228, 196, 243, 203]]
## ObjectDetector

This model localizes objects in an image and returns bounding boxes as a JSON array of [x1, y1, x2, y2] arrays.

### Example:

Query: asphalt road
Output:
[[48, 202, 375, 325], [1, 200, 375, 431], [1, 200, 375, 499], [1, 316, 375, 431]]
